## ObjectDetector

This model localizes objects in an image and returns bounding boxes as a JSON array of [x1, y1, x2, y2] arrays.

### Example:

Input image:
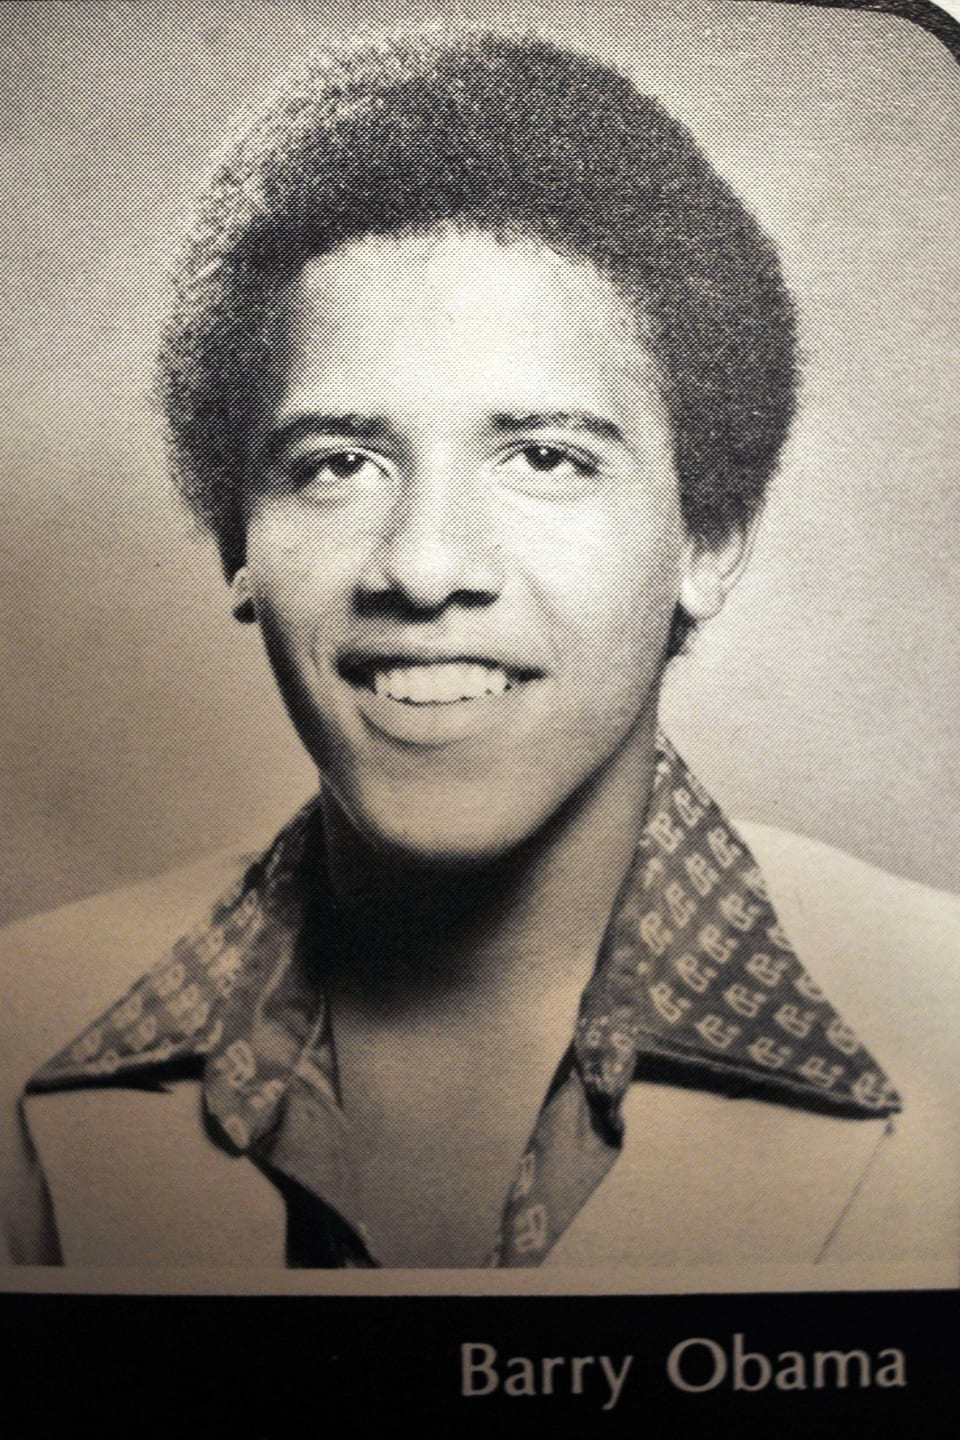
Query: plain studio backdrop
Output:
[[0, 0, 957, 927]]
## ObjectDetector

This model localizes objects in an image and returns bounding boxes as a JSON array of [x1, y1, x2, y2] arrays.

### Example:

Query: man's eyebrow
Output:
[[489, 410, 626, 443], [264, 410, 628, 461], [265, 413, 400, 457]]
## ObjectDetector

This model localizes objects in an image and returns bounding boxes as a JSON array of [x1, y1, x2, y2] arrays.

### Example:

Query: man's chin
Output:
[[326, 784, 559, 873], [358, 814, 538, 872]]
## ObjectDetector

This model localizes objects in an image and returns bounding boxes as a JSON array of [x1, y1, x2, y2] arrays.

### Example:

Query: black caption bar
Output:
[[3, 1289, 957, 1436]]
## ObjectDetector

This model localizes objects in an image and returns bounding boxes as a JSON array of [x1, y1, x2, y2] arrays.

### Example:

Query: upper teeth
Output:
[[373, 663, 510, 704]]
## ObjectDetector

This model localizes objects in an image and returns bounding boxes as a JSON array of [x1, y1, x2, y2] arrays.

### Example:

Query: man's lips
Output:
[[336, 654, 546, 706]]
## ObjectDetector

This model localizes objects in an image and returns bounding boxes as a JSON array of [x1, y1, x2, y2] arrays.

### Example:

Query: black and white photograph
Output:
[[1, 1, 958, 1414]]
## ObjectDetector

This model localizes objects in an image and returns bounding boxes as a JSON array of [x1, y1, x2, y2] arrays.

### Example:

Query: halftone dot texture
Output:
[[155, 25, 797, 578], [2, 3, 958, 931], [28, 737, 899, 1267]]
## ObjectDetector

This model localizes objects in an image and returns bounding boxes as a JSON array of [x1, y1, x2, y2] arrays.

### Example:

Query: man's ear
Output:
[[230, 566, 257, 624], [679, 520, 759, 622]]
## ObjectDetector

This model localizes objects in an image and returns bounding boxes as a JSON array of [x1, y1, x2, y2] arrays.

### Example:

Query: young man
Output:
[[3, 32, 958, 1280]]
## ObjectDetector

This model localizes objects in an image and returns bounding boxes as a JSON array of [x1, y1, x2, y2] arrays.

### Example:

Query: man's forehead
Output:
[[279, 229, 664, 424], [291, 228, 636, 337]]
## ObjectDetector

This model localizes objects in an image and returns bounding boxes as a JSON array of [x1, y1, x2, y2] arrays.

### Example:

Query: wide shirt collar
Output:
[[27, 735, 900, 1266]]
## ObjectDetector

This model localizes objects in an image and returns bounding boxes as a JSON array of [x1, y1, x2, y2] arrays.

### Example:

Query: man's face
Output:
[[244, 228, 696, 863]]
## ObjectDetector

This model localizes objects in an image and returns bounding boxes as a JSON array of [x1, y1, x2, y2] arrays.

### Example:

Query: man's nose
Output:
[[357, 464, 504, 612]]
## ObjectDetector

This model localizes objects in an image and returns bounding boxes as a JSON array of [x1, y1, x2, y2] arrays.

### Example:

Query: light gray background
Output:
[[1, 0, 958, 926]]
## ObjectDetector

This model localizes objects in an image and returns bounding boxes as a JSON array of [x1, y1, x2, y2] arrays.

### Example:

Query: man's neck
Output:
[[313, 714, 660, 1024]]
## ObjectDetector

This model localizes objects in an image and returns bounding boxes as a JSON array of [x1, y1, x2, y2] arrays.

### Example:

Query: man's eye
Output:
[[289, 451, 380, 487], [500, 445, 596, 481]]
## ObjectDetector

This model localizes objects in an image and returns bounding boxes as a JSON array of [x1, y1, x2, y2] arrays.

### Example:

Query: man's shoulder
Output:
[[737, 820, 960, 1079], [0, 847, 255, 1079], [737, 820, 960, 970], [0, 847, 259, 1263]]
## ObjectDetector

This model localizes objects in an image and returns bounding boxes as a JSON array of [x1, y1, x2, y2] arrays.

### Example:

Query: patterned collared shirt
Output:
[[27, 736, 900, 1266]]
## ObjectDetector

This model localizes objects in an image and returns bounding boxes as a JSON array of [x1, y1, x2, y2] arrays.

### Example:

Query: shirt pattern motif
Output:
[[27, 736, 901, 1267]]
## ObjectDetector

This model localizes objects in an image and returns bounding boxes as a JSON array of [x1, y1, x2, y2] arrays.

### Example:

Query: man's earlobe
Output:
[[230, 566, 257, 624], [679, 523, 758, 621]]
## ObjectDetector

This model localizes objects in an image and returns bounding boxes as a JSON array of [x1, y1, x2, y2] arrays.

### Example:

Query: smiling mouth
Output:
[[337, 658, 544, 705]]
